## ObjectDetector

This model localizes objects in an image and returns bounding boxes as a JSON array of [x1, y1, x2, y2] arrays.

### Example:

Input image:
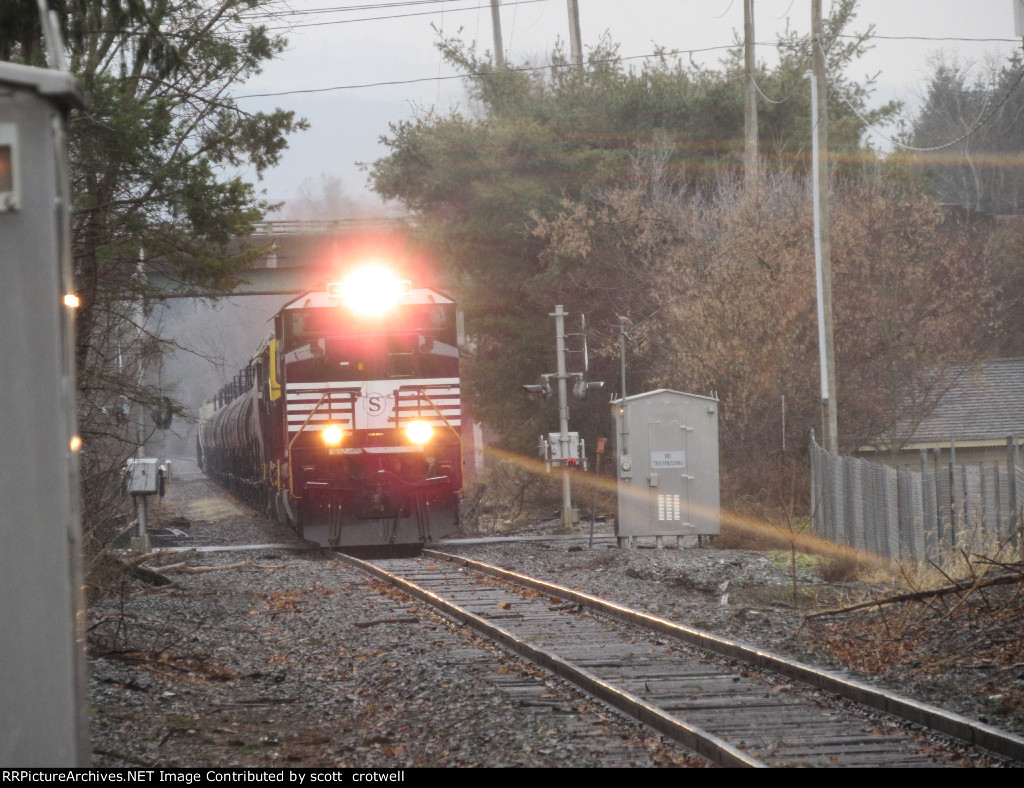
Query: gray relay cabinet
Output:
[[611, 389, 720, 545], [0, 60, 89, 765]]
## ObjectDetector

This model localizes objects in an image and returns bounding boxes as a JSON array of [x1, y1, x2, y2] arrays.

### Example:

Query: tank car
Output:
[[198, 266, 462, 547]]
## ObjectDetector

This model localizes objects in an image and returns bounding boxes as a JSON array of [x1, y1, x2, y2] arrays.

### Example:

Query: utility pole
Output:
[[553, 305, 574, 530], [567, 0, 583, 68], [1015, 0, 1024, 55], [743, 0, 758, 185], [490, 0, 505, 69], [810, 0, 838, 453]]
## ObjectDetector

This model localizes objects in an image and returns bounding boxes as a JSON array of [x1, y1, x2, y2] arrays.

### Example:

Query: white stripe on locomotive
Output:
[[284, 379, 461, 433]]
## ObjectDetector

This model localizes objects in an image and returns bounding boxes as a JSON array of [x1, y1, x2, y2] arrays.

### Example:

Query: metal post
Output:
[[933, 448, 945, 550], [809, 0, 837, 454], [590, 447, 602, 550], [552, 305, 573, 530], [921, 449, 932, 558], [619, 316, 629, 455], [1008, 435, 1019, 549]]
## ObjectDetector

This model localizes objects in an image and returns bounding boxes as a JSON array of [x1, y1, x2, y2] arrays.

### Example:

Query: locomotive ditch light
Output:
[[328, 265, 412, 316], [405, 420, 434, 445], [322, 424, 344, 446]]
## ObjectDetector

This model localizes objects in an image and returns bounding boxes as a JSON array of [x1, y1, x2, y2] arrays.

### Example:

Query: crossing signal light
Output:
[[522, 381, 552, 404], [573, 379, 604, 400]]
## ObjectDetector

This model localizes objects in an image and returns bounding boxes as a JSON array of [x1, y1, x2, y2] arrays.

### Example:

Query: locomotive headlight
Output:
[[329, 265, 411, 316], [405, 421, 433, 445], [322, 424, 344, 446]]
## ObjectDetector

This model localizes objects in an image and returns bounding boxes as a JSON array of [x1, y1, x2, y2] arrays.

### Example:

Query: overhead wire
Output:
[[228, 2, 1024, 107], [816, 37, 1024, 153], [233, 40, 767, 98], [249, 0, 551, 30]]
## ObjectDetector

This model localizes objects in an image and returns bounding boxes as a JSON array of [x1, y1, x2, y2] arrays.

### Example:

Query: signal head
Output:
[[522, 380, 553, 404]]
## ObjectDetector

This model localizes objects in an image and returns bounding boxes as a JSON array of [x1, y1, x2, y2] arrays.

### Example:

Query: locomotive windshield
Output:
[[282, 303, 458, 383]]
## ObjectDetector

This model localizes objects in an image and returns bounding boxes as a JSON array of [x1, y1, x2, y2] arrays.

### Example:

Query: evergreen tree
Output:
[[907, 51, 1024, 215], [368, 0, 896, 455], [2, 1, 305, 549]]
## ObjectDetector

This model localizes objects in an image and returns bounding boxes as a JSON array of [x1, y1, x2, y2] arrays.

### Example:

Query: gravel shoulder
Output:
[[86, 462, 1024, 767]]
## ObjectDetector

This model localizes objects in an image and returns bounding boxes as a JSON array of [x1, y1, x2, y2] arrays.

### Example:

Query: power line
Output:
[[242, 0, 517, 18], [240, 0, 1024, 46], [838, 33, 1021, 44], [818, 38, 1024, 153], [233, 41, 753, 98], [250, 0, 551, 30]]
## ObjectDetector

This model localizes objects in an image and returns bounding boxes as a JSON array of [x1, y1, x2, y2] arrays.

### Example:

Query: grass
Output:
[[714, 512, 884, 584]]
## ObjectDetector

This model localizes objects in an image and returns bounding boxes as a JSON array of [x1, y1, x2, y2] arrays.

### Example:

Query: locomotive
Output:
[[197, 266, 462, 547]]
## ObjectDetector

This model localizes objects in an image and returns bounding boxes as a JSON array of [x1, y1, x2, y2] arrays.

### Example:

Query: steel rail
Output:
[[424, 549, 1024, 763], [332, 551, 764, 768]]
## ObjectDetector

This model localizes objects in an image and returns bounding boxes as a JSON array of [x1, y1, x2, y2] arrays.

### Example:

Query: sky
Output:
[[231, 0, 1024, 214]]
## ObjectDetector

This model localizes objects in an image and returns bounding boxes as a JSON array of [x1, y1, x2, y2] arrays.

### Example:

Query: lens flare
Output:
[[336, 265, 406, 316], [322, 425, 344, 446], [405, 421, 434, 445]]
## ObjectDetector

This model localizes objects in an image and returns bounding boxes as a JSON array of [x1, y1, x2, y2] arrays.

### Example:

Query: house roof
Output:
[[902, 358, 1024, 446]]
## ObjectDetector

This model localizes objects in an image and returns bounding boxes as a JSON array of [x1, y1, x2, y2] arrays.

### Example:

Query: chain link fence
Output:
[[810, 436, 1024, 562]]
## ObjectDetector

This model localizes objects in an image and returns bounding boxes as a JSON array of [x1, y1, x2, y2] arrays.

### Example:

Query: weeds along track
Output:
[[335, 550, 1024, 768]]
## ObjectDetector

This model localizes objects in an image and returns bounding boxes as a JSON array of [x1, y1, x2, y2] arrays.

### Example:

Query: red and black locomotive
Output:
[[198, 266, 462, 547]]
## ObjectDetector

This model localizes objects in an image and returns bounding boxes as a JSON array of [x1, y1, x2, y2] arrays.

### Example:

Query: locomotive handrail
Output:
[[397, 385, 464, 494], [396, 385, 462, 445], [285, 387, 360, 501], [287, 392, 328, 501]]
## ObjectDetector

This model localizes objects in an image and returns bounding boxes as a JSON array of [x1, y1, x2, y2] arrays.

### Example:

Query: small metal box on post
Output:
[[126, 457, 167, 552], [611, 389, 720, 548]]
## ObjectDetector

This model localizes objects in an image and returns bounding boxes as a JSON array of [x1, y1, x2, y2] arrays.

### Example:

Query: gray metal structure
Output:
[[0, 61, 88, 766], [612, 389, 720, 546]]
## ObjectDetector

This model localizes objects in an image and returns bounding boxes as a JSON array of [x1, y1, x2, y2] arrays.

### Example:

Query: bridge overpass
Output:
[[151, 217, 426, 296]]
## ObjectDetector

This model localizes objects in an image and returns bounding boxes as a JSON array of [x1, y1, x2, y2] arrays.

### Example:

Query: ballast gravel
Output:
[[85, 461, 1024, 768]]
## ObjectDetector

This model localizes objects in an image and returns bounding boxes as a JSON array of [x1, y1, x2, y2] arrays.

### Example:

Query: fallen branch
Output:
[[150, 560, 284, 575], [132, 563, 175, 587], [123, 558, 284, 587], [805, 571, 1024, 621]]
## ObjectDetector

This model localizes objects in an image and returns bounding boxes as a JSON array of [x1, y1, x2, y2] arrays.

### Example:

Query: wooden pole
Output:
[[744, 0, 759, 185], [490, 0, 505, 68], [567, 0, 583, 68]]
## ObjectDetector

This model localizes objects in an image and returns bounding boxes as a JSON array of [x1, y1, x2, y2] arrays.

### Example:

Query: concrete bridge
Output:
[[152, 217, 421, 296]]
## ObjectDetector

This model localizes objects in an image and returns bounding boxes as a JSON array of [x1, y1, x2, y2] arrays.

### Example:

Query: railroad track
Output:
[[334, 549, 1024, 768]]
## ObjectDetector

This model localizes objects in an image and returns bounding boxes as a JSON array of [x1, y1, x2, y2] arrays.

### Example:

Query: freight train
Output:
[[197, 266, 462, 547]]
